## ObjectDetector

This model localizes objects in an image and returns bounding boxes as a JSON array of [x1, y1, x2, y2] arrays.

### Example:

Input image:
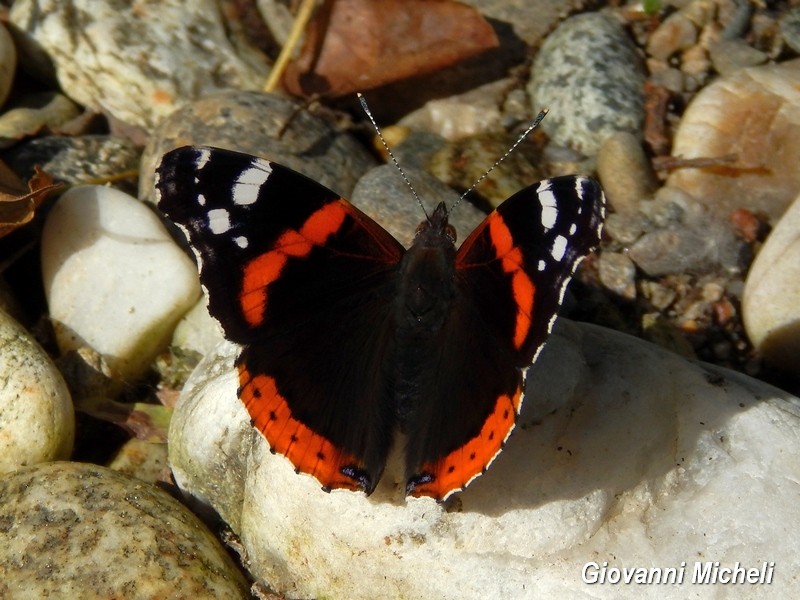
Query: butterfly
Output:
[[156, 145, 604, 500]]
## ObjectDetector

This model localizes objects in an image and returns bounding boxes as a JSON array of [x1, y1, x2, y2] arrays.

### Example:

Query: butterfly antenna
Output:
[[451, 108, 549, 212], [358, 93, 428, 219]]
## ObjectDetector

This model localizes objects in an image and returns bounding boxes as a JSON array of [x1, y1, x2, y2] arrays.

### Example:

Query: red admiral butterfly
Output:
[[156, 145, 604, 500]]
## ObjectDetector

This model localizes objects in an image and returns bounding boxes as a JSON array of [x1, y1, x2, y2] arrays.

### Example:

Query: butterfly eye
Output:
[[445, 224, 457, 244]]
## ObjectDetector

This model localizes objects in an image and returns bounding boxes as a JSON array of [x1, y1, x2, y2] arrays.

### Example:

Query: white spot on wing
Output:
[[551, 234, 568, 261], [234, 236, 249, 249], [537, 259, 546, 271], [197, 193, 207, 206], [207, 208, 231, 234], [195, 148, 211, 170], [536, 181, 559, 231], [233, 163, 272, 206]]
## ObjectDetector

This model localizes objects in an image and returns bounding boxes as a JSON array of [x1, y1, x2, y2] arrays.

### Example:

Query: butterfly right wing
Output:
[[156, 146, 406, 494]]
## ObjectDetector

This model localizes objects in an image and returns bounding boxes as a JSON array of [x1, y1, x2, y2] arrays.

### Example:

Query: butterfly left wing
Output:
[[156, 146, 406, 494], [405, 176, 605, 499]]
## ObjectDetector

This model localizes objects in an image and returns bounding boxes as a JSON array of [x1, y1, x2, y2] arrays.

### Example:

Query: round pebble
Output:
[[742, 191, 800, 372], [598, 252, 637, 300], [9, 0, 269, 129], [645, 10, 699, 61], [708, 39, 768, 76], [0, 462, 249, 598], [528, 12, 646, 155], [0, 308, 73, 474], [351, 164, 482, 248], [170, 320, 800, 599], [41, 185, 201, 383], [666, 59, 800, 223], [596, 131, 658, 214]]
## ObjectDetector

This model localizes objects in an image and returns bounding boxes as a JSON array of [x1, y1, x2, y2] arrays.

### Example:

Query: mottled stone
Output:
[[529, 12, 646, 155]]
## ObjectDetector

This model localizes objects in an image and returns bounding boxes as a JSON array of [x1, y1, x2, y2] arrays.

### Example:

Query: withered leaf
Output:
[[283, 0, 499, 97], [0, 163, 62, 238]]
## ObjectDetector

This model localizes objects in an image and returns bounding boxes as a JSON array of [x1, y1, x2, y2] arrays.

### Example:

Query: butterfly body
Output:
[[156, 146, 604, 501]]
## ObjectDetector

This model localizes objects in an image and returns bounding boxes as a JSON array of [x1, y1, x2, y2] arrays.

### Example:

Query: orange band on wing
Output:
[[488, 216, 535, 349], [408, 384, 522, 500], [238, 364, 367, 492], [239, 200, 348, 327]]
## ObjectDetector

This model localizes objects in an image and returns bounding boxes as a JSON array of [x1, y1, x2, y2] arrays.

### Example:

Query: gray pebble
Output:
[[598, 252, 637, 300], [529, 12, 646, 155], [709, 39, 768, 76], [780, 8, 800, 54]]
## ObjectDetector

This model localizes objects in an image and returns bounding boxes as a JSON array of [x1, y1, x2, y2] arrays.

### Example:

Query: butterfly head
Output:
[[414, 201, 457, 247]]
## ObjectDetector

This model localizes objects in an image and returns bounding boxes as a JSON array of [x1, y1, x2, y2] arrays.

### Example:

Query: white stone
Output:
[[0, 309, 73, 474], [171, 297, 225, 358], [169, 320, 800, 599], [9, 0, 268, 129], [742, 191, 800, 371], [41, 185, 201, 382]]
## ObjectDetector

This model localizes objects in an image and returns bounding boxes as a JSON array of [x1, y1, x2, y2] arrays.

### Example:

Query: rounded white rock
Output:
[[41, 185, 201, 383], [170, 320, 800, 599], [743, 191, 800, 371]]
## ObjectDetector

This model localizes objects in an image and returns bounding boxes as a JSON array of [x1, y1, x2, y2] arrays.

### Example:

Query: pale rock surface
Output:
[[742, 191, 800, 371], [9, 0, 269, 129], [0, 24, 17, 109], [667, 59, 800, 223], [0, 308, 73, 474], [171, 297, 225, 358], [0, 462, 248, 598], [169, 320, 800, 599], [41, 185, 201, 383]]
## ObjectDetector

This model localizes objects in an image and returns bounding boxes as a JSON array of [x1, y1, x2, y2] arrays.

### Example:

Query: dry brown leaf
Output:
[[0, 163, 62, 238], [283, 0, 499, 97]]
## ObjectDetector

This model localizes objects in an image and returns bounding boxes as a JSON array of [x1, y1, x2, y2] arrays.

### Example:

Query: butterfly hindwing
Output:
[[404, 176, 605, 499], [156, 146, 406, 493]]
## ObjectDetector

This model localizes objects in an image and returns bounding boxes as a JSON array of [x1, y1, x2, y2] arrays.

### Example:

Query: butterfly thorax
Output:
[[400, 201, 457, 331], [391, 202, 457, 428]]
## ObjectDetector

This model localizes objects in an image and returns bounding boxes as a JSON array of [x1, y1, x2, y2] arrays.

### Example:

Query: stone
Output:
[[0, 24, 16, 109], [41, 185, 201, 383], [596, 131, 658, 214], [529, 12, 646, 155], [0, 93, 80, 149], [646, 10, 699, 61], [0, 308, 73, 474], [9, 0, 269, 129], [598, 251, 637, 299], [0, 462, 249, 598], [666, 59, 800, 223], [169, 320, 800, 599], [6, 134, 140, 185], [742, 191, 800, 372]]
